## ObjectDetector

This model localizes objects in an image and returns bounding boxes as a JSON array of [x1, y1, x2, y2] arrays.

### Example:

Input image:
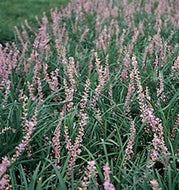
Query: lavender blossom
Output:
[[103, 162, 115, 190]]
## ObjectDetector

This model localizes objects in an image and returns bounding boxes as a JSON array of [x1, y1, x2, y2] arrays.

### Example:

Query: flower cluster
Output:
[[0, 157, 10, 189], [79, 160, 96, 190], [171, 115, 179, 141], [103, 162, 115, 190], [124, 120, 135, 165], [52, 106, 66, 170]]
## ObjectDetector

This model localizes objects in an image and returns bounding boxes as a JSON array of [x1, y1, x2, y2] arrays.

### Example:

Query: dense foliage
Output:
[[0, 0, 178, 189]]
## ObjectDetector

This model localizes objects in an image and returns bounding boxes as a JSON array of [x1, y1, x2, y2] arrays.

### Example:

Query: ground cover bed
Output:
[[0, 0, 178, 189]]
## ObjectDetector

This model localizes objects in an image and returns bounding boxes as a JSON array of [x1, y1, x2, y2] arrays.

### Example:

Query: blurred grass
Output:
[[0, 0, 69, 45]]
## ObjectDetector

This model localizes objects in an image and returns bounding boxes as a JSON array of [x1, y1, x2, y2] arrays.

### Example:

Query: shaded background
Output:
[[0, 0, 69, 46]]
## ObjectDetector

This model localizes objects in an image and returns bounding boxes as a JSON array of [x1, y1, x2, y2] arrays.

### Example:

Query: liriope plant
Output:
[[0, 0, 178, 189]]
